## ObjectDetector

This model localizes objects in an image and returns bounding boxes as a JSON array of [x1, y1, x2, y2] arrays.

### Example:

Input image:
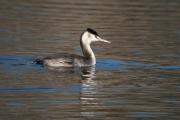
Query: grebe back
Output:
[[35, 28, 111, 67]]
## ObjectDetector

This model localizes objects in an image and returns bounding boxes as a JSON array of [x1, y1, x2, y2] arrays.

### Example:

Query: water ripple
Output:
[[0, 87, 55, 92], [0, 55, 179, 72]]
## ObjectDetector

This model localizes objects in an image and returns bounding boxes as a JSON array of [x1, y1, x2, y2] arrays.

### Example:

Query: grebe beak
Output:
[[97, 36, 111, 43]]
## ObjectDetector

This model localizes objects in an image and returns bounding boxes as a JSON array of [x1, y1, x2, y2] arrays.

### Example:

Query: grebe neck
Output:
[[80, 36, 96, 65], [82, 44, 96, 65]]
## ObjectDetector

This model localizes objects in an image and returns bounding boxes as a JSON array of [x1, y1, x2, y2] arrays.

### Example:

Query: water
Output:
[[0, 0, 180, 119]]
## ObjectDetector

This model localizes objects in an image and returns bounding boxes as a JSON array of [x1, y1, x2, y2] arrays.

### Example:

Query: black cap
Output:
[[87, 28, 99, 36]]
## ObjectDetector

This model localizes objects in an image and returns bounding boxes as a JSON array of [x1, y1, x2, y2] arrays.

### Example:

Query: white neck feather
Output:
[[80, 32, 96, 65]]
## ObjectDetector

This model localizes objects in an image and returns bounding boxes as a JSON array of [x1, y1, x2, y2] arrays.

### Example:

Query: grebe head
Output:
[[80, 28, 111, 65], [81, 28, 111, 44]]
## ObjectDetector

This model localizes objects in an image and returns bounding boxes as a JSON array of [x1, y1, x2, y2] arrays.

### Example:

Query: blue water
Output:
[[0, 87, 55, 92], [0, 54, 43, 72], [0, 54, 179, 72], [0, 0, 180, 119], [0, 54, 179, 119]]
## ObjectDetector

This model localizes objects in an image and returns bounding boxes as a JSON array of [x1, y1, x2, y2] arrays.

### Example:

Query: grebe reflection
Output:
[[80, 66, 101, 118]]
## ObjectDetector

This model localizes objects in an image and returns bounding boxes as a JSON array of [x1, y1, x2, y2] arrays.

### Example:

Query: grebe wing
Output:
[[42, 53, 85, 67], [43, 53, 85, 61]]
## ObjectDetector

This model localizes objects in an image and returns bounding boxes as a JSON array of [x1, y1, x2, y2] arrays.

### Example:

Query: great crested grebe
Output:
[[35, 28, 111, 67]]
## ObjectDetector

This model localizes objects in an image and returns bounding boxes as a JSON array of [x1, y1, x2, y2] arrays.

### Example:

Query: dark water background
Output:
[[0, 0, 180, 120]]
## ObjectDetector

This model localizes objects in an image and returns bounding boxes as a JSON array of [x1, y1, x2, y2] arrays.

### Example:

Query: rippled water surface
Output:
[[0, 0, 180, 120]]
